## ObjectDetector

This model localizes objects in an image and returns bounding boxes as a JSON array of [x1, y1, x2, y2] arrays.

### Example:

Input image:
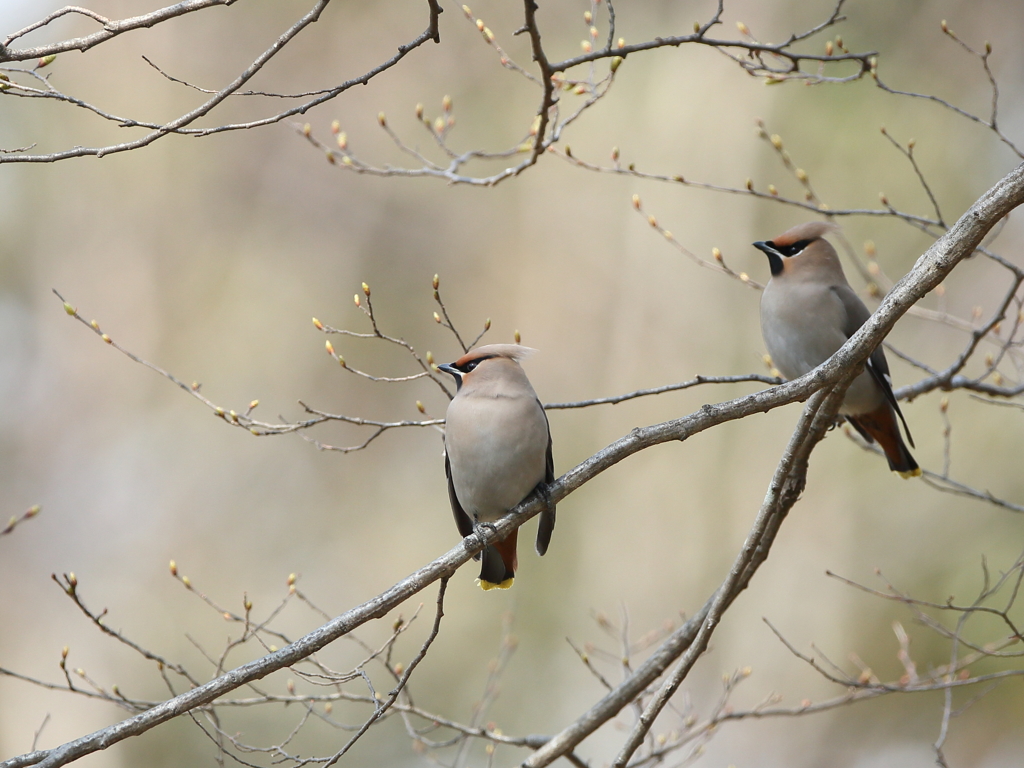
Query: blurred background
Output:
[[1, 1, 1023, 766]]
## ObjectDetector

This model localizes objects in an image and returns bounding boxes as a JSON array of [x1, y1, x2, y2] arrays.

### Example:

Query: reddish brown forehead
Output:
[[454, 350, 497, 367], [452, 344, 534, 367], [772, 220, 838, 247]]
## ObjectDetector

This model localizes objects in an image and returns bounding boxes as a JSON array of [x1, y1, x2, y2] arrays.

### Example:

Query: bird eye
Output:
[[462, 360, 480, 373], [777, 238, 813, 257]]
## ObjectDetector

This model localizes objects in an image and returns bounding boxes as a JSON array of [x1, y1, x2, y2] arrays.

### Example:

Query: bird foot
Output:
[[473, 521, 499, 544], [534, 481, 553, 511]]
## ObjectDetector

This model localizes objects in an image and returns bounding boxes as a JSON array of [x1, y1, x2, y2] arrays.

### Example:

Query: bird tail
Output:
[[847, 405, 921, 478], [477, 529, 518, 590]]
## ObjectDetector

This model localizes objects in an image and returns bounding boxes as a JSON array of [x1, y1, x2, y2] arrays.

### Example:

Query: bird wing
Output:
[[445, 452, 475, 539], [830, 284, 915, 447], [534, 400, 556, 557]]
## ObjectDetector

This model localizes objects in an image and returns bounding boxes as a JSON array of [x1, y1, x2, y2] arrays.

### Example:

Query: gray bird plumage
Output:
[[754, 222, 919, 477], [438, 344, 555, 589]]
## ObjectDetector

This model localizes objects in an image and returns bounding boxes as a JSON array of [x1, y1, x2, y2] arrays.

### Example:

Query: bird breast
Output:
[[445, 393, 548, 523], [760, 281, 884, 415]]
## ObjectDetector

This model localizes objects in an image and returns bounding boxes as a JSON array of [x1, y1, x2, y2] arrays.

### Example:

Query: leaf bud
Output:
[[182, 576, 191, 589], [693, 22, 700, 33], [617, 37, 625, 48], [354, 294, 361, 307], [581, 40, 592, 53], [416, 401, 426, 414], [940, 397, 949, 413], [330, 120, 340, 134], [90, 320, 99, 329], [590, 26, 599, 39], [985, 41, 992, 55], [476, 18, 484, 31], [442, 94, 452, 112], [302, 123, 311, 137], [770, 134, 782, 149], [288, 572, 297, 586], [377, 112, 386, 127], [426, 351, 434, 365], [62, 645, 69, 659], [736, 21, 749, 35], [215, 407, 225, 417], [632, 193, 641, 209], [484, 318, 491, 330], [433, 312, 441, 323], [825, 40, 833, 56], [338, 355, 346, 368], [68, 572, 77, 588], [394, 662, 404, 675], [336, 132, 347, 150], [514, 330, 521, 343], [415, 103, 424, 120], [611, 146, 619, 161], [101, 334, 111, 344], [648, 215, 657, 227], [27, 504, 40, 517], [907, 138, 916, 150], [941, 19, 948, 33], [229, 410, 238, 423], [325, 340, 335, 356], [38, 54, 57, 68], [745, 178, 753, 191], [312, 317, 323, 330], [796, 168, 808, 182], [362, 282, 370, 296], [434, 116, 445, 133], [484, 27, 495, 42], [584, 11, 592, 23], [169, 560, 178, 576], [767, 184, 778, 196], [879, 192, 889, 205], [712, 247, 723, 262], [63, 302, 76, 315], [432, 274, 440, 289], [610, 56, 622, 72]]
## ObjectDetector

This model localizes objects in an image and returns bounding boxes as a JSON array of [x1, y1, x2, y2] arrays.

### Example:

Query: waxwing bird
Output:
[[754, 222, 921, 477], [438, 344, 555, 590]]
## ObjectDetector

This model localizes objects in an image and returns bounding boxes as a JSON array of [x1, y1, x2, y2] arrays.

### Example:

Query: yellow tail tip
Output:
[[898, 467, 923, 479], [476, 577, 514, 591]]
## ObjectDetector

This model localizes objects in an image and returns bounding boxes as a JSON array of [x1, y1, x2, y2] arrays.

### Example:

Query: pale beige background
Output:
[[1, 1, 1023, 766]]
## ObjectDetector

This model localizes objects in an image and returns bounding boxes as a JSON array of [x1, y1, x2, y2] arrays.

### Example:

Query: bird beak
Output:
[[437, 363, 461, 378], [752, 241, 777, 256]]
